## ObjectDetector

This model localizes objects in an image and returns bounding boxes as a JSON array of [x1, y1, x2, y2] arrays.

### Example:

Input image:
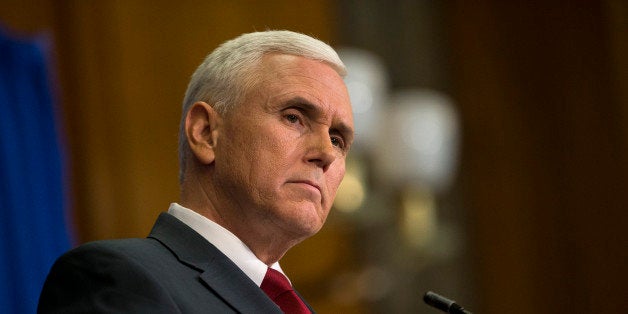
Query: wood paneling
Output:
[[449, 1, 628, 313]]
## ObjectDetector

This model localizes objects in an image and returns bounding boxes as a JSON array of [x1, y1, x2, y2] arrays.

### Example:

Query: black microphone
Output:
[[423, 291, 473, 314]]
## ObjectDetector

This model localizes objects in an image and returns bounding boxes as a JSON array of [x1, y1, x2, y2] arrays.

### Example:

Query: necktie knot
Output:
[[261, 268, 311, 313]]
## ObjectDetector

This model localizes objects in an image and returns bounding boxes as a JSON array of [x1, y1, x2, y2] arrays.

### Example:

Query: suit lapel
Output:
[[198, 260, 281, 313], [148, 213, 282, 313]]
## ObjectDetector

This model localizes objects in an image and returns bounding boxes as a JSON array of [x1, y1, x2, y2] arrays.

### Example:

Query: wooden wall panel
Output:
[[449, 1, 628, 313]]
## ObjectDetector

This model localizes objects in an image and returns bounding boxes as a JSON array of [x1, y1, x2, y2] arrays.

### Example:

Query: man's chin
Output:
[[286, 211, 326, 238], [269, 200, 327, 235]]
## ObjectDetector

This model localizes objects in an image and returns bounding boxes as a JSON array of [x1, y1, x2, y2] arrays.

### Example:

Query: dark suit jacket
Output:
[[38, 212, 313, 313]]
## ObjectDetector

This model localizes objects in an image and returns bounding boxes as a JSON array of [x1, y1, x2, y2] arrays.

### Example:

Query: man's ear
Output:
[[185, 101, 221, 165]]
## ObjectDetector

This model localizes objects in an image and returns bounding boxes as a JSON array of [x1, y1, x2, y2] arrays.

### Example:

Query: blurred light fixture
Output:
[[374, 89, 459, 193], [334, 156, 366, 213], [399, 185, 437, 250], [338, 48, 389, 152]]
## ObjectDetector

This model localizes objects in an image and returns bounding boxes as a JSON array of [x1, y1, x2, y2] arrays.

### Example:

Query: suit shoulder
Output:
[[58, 237, 172, 268], [72, 237, 160, 253], [39, 238, 183, 313]]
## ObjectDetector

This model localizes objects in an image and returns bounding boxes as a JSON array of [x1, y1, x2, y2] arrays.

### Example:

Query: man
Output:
[[38, 30, 354, 313]]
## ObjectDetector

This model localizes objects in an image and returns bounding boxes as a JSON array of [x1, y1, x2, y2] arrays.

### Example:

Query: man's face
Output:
[[212, 54, 354, 239]]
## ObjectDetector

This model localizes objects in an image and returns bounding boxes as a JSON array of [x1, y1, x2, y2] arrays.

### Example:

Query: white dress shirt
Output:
[[167, 203, 287, 286]]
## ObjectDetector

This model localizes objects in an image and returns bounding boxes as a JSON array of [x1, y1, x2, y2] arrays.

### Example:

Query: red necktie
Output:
[[260, 268, 311, 313]]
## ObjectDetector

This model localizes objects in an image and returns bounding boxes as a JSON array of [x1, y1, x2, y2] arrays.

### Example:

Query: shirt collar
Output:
[[167, 203, 285, 286]]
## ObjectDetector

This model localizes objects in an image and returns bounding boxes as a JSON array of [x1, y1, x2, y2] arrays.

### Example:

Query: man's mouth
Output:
[[288, 180, 321, 195]]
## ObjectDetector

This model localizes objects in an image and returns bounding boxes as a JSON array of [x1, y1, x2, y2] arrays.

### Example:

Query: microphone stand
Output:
[[423, 291, 473, 314]]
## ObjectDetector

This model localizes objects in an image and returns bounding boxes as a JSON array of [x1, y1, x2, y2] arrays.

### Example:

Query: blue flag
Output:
[[0, 27, 73, 314]]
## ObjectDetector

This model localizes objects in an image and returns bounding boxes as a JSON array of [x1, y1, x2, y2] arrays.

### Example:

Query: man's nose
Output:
[[305, 131, 336, 171]]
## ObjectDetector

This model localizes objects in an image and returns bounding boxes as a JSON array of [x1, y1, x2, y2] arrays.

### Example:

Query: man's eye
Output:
[[285, 114, 299, 123], [331, 136, 345, 148]]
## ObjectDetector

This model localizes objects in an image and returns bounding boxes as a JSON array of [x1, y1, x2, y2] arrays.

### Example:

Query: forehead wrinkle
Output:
[[257, 54, 354, 136]]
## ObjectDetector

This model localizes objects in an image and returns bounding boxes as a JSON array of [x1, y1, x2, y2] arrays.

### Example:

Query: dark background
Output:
[[1, 1, 626, 313]]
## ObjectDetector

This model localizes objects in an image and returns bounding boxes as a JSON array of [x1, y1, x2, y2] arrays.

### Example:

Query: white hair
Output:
[[178, 30, 346, 182]]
